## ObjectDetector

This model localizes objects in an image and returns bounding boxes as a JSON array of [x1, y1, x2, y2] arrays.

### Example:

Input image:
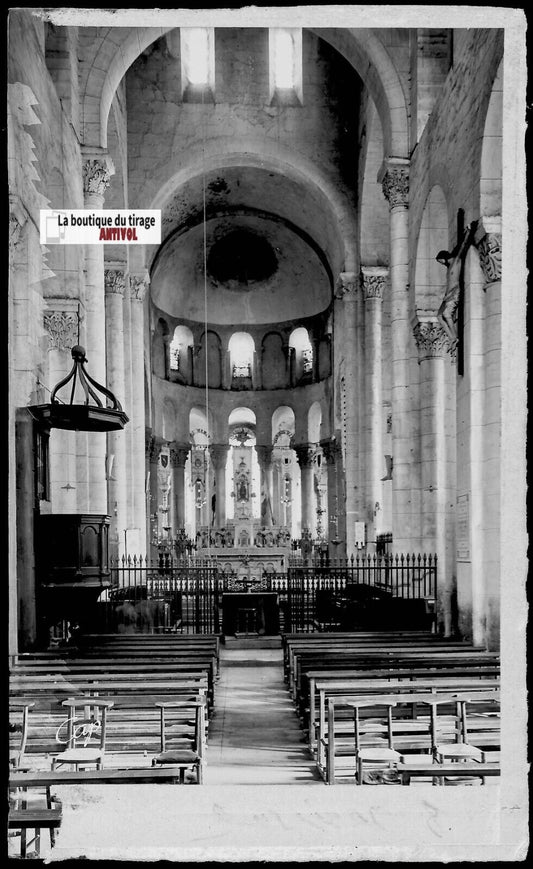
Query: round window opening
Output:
[[207, 230, 278, 287]]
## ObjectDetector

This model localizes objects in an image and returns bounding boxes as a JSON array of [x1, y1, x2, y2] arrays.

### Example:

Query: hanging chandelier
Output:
[[29, 345, 129, 432]]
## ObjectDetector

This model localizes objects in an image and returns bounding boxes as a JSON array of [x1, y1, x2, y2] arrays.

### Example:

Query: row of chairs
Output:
[[281, 631, 500, 785], [9, 633, 220, 857]]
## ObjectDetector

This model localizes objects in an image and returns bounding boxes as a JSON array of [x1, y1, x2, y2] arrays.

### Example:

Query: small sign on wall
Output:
[[456, 493, 471, 561], [354, 522, 366, 549]]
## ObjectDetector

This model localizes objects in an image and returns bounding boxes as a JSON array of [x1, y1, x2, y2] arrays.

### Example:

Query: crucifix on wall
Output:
[[436, 209, 478, 376]]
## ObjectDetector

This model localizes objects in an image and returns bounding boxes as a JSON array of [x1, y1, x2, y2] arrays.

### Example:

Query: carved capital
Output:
[[169, 442, 190, 469], [474, 220, 502, 285], [209, 443, 230, 470], [129, 273, 150, 302], [294, 444, 315, 468], [255, 444, 274, 468], [413, 319, 451, 361], [43, 309, 79, 352], [382, 164, 409, 210], [361, 266, 388, 300], [334, 271, 358, 300], [83, 156, 114, 197], [104, 268, 126, 295]]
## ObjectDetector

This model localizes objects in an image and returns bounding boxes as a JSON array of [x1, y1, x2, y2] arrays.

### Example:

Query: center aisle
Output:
[[206, 645, 321, 785]]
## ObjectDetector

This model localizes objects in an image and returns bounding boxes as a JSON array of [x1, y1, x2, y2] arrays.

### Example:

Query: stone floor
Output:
[[206, 646, 322, 785]]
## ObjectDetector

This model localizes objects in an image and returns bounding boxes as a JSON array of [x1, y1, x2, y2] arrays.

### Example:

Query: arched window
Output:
[[289, 327, 313, 383], [269, 28, 302, 104], [180, 27, 215, 100], [228, 332, 255, 385], [168, 325, 194, 382]]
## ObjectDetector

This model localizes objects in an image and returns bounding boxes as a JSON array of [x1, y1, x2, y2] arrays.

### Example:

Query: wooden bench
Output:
[[8, 808, 62, 858], [307, 671, 500, 748], [396, 761, 501, 785], [322, 690, 500, 784], [292, 650, 499, 701]]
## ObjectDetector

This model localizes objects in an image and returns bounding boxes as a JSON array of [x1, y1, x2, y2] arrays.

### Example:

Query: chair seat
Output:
[[358, 748, 401, 761], [153, 750, 199, 764], [55, 748, 103, 763], [436, 743, 483, 760]]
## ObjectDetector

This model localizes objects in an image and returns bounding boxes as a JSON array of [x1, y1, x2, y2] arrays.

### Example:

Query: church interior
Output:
[[7, 7, 527, 861]]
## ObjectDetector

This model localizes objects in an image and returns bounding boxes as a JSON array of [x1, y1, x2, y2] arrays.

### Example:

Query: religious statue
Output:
[[436, 219, 477, 352]]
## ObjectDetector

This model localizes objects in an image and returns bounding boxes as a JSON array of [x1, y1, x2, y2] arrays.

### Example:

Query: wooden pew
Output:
[[286, 640, 491, 688], [309, 673, 500, 751], [322, 691, 500, 784], [292, 649, 499, 701], [396, 761, 501, 785], [304, 664, 500, 747], [282, 633, 458, 679]]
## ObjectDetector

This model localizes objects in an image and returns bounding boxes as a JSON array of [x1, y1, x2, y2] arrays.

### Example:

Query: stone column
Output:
[[334, 272, 361, 555], [475, 218, 502, 651], [381, 158, 413, 552], [294, 444, 315, 536], [104, 265, 128, 558], [361, 267, 388, 552], [169, 442, 191, 534], [256, 444, 274, 527], [128, 271, 149, 555], [148, 436, 165, 558], [43, 300, 81, 513], [209, 444, 229, 528], [82, 153, 114, 514], [321, 438, 342, 556], [413, 317, 452, 634]]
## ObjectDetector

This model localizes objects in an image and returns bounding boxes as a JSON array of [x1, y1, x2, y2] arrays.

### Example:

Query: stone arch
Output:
[[261, 331, 287, 390], [146, 141, 358, 278], [413, 184, 449, 313], [309, 27, 409, 158], [84, 26, 409, 160], [479, 59, 502, 217], [289, 326, 313, 385], [228, 332, 254, 387], [272, 406, 296, 444], [169, 324, 194, 385]]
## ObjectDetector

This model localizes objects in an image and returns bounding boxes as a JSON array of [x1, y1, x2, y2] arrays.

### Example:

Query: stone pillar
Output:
[[361, 267, 388, 552], [43, 300, 81, 513], [256, 444, 274, 527], [475, 219, 502, 651], [169, 442, 191, 534], [104, 265, 128, 559], [381, 158, 413, 552], [321, 438, 342, 556], [294, 444, 315, 536], [334, 272, 361, 555], [413, 317, 452, 634], [148, 436, 165, 558], [82, 153, 114, 514], [128, 271, 149, 555], [209, 444, 229, 528]]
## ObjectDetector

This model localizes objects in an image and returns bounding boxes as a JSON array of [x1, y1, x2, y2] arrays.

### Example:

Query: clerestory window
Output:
[[269, 28, 302, 105], [180, 27, 215, 100]]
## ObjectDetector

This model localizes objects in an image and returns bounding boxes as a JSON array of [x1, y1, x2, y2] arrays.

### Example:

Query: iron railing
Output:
[[91, 552, 437, 635]]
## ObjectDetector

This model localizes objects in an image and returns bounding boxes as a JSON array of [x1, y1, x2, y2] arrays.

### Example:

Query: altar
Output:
[[221, 592, 280, 636]]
